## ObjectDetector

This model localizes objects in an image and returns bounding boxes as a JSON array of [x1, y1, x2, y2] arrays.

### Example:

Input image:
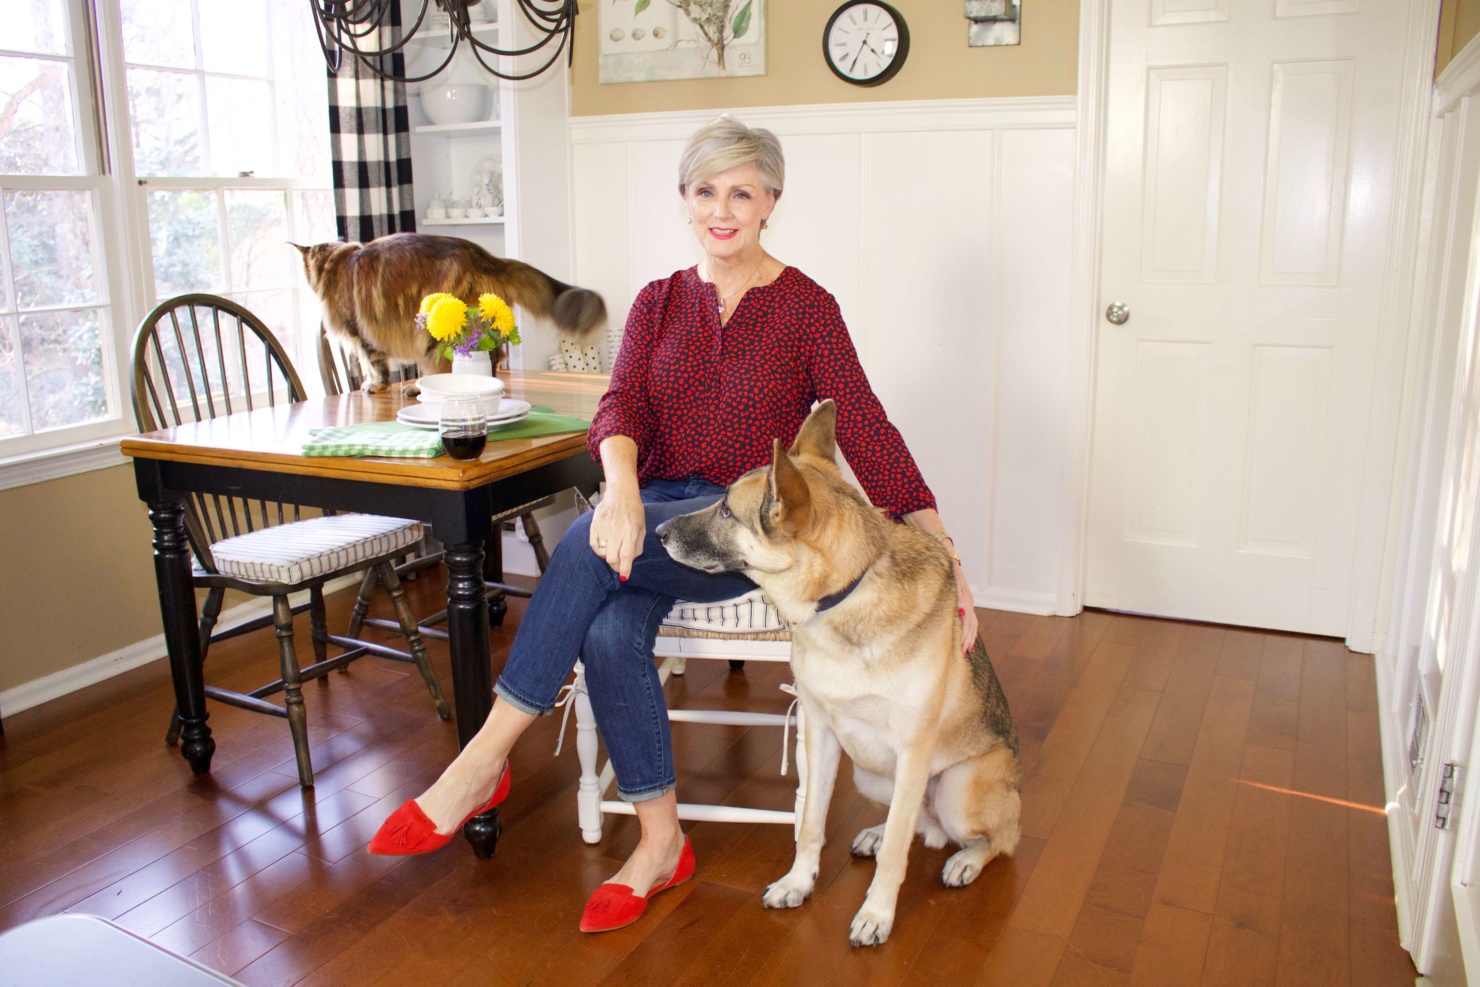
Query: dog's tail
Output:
[[474, 252, 606, 338]]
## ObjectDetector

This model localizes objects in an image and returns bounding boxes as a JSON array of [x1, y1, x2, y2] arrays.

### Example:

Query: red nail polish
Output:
[[620, 575, 628, 582], [958, 608, 965, 617]]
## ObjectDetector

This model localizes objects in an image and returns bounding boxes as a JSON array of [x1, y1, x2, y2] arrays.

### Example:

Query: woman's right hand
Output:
[[592, 436, 646, 581], [589, 483, 645, 580]]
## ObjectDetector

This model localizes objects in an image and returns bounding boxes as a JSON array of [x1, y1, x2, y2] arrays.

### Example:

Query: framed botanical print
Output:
[[598, 0, 766, 83]]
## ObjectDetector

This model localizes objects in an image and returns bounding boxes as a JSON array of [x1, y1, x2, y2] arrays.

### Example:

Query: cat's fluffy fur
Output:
[[295, 233, 606, 392]]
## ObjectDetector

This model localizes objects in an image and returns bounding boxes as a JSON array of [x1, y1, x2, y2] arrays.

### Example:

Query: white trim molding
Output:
[[1438, 28, 1480, 116], [1375, 18, 1480, 975], [1347, 0, 1444, 654], [0, 436, 128, 492], [569, 95, 1077, 144], [1060, 0, 1112, 618], [0, 573, 362, 720], [974, 587, 1059, 618]]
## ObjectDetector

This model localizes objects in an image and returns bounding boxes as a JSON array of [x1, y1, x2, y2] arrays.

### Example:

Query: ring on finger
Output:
[[599, 539, 608, 549]]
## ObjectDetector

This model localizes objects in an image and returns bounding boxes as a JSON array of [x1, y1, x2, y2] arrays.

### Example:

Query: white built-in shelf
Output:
[[412, 120, 502, 138], [409, 19, 499, 46], [421, 216, 506, 226]]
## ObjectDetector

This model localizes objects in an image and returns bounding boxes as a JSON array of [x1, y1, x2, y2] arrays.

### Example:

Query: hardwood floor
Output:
[[0, 574, 1417, 985]]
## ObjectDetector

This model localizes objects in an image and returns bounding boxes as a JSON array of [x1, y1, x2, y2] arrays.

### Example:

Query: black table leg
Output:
[[444, 540, 501, 858], [483, 527, 507, 628], [149, 499, 214, 775]]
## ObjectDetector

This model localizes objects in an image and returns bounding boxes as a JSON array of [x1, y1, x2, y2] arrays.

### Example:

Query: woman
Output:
[[368, 115, 978, 933]]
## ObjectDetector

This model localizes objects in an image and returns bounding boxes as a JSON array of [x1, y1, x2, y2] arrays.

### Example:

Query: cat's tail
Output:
[[551, 285, 606, 338], [496, 258, 606, 338]]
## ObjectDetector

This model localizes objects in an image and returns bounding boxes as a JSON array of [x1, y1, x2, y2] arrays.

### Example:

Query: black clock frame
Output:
[[822, 0, 911, 87]]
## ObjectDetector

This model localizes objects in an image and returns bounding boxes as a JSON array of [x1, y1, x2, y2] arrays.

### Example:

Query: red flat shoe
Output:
[[579, 837, 696, 933], [367, 763, 511, 856]]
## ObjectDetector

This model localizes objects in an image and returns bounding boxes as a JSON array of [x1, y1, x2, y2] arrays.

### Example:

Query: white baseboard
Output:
[[0, 573, 361, 720], [1, 518, 551, 721], [974, 586, 1060, 617]]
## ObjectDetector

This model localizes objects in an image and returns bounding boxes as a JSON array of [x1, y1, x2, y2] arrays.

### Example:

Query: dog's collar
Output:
[[816, 568, 868, 613]]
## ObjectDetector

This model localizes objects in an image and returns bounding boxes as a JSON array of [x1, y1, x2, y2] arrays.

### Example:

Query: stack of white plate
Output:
[[397, 397, 532, 430]]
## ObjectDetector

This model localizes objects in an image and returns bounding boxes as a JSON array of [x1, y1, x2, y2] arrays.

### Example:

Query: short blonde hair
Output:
[[678, 115, 784, 200]]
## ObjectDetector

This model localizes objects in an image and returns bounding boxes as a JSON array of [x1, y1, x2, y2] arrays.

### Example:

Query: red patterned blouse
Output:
[[588, 266, 936, 518]]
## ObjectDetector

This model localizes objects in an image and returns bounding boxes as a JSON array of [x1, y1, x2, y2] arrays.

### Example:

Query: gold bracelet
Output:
[[931, 531, 962, 565]]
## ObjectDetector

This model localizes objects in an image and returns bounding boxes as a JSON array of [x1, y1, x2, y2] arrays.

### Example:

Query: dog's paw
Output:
[[399, 381, 421, 398], [362, 381, 389, 395], [849, 903, 895, 947], [851, 824, 885, 858], [761, 874, 814, 909], [942, 848, 985, 888]]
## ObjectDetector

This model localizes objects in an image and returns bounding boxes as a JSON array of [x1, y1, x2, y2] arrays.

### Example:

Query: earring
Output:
[[761, 218, 769, 230]]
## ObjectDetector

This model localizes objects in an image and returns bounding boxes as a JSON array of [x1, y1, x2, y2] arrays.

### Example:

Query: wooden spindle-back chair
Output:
[[131, 295, 450, 786]]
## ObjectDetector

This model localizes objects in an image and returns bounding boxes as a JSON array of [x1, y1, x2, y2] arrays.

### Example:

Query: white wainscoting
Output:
[[570, 98, 1079, 614]]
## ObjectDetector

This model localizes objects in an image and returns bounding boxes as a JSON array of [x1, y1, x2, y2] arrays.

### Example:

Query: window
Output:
[[122, 0, 336, 368], [0, 0, 119, 455], [0, 0, 335, 468]]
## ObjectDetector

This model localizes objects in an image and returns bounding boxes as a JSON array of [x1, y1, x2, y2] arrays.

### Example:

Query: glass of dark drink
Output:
[[439, 394, 488, 461]]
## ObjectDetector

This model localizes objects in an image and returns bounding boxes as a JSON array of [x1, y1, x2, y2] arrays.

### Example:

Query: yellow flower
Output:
[[419, 291, 460, 315], [425, 296, 469, 342], [478, 293, 516, 336]]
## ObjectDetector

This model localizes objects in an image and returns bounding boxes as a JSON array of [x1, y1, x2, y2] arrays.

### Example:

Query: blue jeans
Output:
[[494, 478, 756, 801]]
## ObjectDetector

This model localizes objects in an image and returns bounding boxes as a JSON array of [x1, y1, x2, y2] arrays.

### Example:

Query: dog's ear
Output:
[[768, 438, 812, 532], [289, 242, 308, 256], [788, 400, 838, 462]]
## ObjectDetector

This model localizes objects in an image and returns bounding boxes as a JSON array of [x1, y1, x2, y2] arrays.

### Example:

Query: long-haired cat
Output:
[[294, 233, 606, 392]]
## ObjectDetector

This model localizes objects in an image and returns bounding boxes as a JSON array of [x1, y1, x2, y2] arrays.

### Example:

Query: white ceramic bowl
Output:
[[417, 373, 504, 401], [420, 83, 489, 126], [421, 393, 504, 416]]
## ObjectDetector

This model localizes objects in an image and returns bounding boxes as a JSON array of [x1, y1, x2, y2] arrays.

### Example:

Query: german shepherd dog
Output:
[[294, 233, 606, 392], [656, 401, 1021, 947]]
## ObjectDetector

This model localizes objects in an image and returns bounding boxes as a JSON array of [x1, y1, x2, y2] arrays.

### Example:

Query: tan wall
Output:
[[571, 0, 1079, 116], [1438, 0, 1480, 74], [0, 465, 162, 694]]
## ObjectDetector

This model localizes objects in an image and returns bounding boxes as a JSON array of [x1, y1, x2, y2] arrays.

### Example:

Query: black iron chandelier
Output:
[[312, 0, 577, 83]]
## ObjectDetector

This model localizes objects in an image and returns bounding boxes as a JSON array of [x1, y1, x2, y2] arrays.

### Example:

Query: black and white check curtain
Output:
[[326, 4, 417, 241]]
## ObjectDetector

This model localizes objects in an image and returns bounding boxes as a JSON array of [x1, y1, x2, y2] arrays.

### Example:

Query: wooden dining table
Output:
[[121, 370, 609, 858]]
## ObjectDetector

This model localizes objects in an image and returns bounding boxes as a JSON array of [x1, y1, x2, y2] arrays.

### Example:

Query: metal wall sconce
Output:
[[964, 0, 1020, 47]]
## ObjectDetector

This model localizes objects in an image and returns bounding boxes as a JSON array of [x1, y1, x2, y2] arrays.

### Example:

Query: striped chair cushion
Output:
[[210, 514, 423, 585], [661, 589, 786, 635]]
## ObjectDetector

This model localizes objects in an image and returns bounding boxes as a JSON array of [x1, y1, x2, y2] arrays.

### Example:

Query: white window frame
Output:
[[0, 0, 332, 491], [0, 0, 140, 482]]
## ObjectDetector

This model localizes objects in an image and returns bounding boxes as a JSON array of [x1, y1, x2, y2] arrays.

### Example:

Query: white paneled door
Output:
[[1085, 0, 1409, 635]]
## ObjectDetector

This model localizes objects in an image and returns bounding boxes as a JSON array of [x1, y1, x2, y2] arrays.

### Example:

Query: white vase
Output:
[[451, 351, 493, 376]]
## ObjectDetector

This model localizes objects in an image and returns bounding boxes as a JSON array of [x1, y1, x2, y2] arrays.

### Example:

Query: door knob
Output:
[[1105, 303, 1130, 325]]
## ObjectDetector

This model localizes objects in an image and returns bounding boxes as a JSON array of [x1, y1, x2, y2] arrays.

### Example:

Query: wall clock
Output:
[[823, 0, 910, 87]]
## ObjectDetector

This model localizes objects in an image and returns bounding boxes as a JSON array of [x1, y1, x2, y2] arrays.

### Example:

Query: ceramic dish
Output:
[[395, 398, 531, 429], [417, 373, 505, 400]]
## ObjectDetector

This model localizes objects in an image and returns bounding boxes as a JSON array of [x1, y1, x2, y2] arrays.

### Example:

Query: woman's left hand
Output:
[[954, 562, 978, 652], [902, 509, 979, 653]]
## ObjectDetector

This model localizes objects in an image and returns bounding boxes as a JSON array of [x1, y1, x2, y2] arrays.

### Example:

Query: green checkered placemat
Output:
[[303, 421, 443, 458], [301, 408, 589, 458]]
